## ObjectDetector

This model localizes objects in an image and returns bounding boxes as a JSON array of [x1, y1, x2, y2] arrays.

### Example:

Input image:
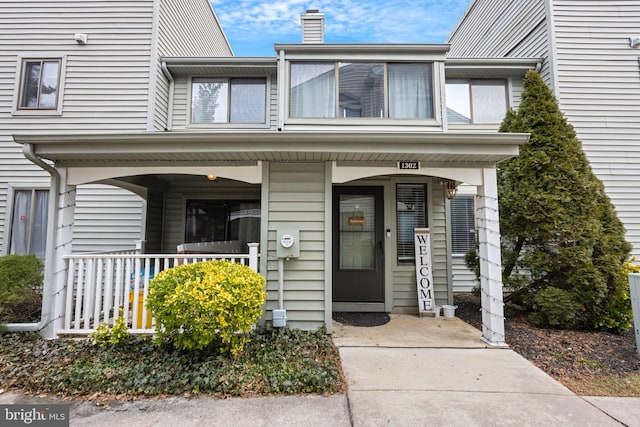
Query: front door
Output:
[[332, 187, 384, 303]]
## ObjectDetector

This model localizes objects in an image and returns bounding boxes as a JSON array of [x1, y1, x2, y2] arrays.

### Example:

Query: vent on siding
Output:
[[450, 195, 475, 255], [301, 9, 324, 43]]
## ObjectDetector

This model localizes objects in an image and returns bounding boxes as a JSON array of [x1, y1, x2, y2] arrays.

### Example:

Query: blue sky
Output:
[[210, 0, 472, 56]]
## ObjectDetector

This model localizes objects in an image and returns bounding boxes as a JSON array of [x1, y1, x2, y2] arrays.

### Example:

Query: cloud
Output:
[[211, 0, 470, 47]]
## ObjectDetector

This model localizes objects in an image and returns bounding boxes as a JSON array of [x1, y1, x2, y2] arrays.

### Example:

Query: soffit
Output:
[[163, 57, 277, 76], [14, 131, 529, 168]]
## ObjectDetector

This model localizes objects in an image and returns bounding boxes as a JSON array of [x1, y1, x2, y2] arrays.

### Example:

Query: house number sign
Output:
[[398, 161, 420, 170], [414, 228, 435, 313]]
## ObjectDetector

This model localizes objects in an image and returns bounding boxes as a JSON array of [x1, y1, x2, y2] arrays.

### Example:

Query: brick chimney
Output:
[[301, 9, 324, 43]]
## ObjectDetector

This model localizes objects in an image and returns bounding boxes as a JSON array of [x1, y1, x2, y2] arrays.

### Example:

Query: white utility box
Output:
[[272, 309, 287, 328], [276, 229, 300, 258]]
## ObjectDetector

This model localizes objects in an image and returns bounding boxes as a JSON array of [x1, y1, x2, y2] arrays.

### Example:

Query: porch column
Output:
[[41, 168, 76, 339], [476, 167, 506, 346]]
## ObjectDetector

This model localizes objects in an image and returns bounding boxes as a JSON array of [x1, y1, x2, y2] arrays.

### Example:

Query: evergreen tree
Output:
[[496, 70, 631, 332]]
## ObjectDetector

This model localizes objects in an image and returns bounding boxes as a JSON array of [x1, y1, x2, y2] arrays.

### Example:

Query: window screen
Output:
[[396, 184, 426, 263], [450, 195, 475, 255]]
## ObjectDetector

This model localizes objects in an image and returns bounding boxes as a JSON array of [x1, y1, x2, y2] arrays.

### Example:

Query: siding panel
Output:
[[0, 1, 154, 253], [266, 162, 326, 330], [553, 0, 640, 257]]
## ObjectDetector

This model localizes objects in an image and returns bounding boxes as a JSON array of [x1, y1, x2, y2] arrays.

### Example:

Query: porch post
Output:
[[41, 168, 76, 339], [248, 242, 259, 272], [476, 167, 506, 346]]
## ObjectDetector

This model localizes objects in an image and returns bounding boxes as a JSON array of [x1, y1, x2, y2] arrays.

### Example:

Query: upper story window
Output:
[[192, 78, 266, 124], [18, 59, 61, 110], [446, 79, 507, 124], [290, 62, 433, 119]]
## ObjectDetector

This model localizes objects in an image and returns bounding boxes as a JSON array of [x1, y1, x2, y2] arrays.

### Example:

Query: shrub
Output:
[[529, 287, 581, 329], [90, 309, 133, 348], [0, 255, 43, 323], [496, 70, 632, 332], [146, 260, 267, 354]]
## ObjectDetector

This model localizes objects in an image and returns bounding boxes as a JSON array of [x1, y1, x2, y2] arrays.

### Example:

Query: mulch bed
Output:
[[332, 312, 390, 327], [454, 293, 640, 395]]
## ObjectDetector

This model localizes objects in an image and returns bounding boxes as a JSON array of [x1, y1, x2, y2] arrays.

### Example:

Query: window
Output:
[[185, 200, 260, 244], [290, 63, 335, 118], [396, 184, 427, 264], [446, 79, 507, 123], [18, 59, 61, 110], [192, 78, 266, 123], [10, 189, 49, 258], [450, 195, 475, 255], [290, 62, 434, 119]]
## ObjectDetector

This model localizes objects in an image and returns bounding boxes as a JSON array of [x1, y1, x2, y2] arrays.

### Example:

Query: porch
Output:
[[57, 244, 259, 335]]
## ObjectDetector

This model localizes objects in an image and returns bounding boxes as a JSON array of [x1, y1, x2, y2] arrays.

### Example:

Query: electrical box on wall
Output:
[[276, 229, 300, 258]]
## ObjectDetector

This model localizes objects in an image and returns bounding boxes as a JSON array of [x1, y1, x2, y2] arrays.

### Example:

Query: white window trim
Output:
[[3, 184, 50, 256], [12, 55, 67, 116], [186, 75, 271, 129]]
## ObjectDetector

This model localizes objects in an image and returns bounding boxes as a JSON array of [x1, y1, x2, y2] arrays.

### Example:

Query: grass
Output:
[[0, 328, 345, 399], [563, 373, 640, 397]]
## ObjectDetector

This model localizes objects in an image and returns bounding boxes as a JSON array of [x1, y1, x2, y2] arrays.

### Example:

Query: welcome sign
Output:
[[414, 228, 435, 313]]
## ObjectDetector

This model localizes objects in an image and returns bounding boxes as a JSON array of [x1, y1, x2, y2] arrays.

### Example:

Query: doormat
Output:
[[332, 312, 390, 327]]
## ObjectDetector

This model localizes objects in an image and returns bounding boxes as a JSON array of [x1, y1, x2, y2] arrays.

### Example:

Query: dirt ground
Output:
[[454, 293, 640, 396]]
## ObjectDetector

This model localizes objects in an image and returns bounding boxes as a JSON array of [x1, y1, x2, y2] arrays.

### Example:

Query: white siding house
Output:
[[6, 8, 540, 346], [448, 0, 640, 261]]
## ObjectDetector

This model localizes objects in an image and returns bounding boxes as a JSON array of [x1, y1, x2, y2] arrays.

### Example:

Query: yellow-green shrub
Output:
[[90, 309, 132, 348], [146, 260, 266, 354]]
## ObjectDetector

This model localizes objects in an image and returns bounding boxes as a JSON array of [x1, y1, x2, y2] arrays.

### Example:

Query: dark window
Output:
[[451, 195, 475, 255], [396, 184, 427, 264], [185, 200, 260, 245]]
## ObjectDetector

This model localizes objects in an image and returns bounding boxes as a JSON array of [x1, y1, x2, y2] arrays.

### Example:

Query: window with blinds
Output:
[[450, 195, 475, 255], [396, 184, 426, 264]]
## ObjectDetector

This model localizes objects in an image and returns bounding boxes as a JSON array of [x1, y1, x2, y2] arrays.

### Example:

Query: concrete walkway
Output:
[[1, 315, 639, 426], [334, 315, 640, 427]]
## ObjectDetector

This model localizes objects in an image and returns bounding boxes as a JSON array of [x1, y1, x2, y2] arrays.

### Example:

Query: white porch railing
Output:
[[57, 243, 259, 335]]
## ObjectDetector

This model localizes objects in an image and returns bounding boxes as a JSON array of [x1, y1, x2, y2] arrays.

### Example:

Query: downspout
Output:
[[160, 60, 174, 131], [5, 143, 60, 333]]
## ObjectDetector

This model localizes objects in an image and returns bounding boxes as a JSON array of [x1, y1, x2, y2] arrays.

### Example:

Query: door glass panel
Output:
[[339, 194, 375, 270]]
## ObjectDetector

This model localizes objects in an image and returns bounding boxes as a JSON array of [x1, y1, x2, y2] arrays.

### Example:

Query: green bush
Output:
[[529, 287, 581, 329], [90, 309, 133, 348], [0, 255, 43, 323], [146, 260, 267, 354], [496, 70, 632, 332]]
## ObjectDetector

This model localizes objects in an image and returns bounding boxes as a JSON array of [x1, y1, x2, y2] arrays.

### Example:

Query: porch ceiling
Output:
[[13, 131, 529, 168]]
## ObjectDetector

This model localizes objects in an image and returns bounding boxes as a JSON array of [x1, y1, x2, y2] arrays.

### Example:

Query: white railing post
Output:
[[248, 243, 259, 272], [630, 274, 640, 354]]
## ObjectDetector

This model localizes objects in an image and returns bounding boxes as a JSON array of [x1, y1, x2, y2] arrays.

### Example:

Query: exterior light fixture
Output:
[[206, 174, 217, 181], [630, 36, 640, 48], [444, 180, 458, 200]]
